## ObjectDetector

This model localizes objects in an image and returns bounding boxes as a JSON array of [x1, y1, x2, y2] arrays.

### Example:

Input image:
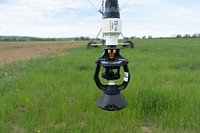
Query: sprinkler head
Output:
[[94, 48, 130, 111]]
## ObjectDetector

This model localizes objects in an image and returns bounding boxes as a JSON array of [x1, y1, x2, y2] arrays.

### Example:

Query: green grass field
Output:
[[0, 38, 200, 133]]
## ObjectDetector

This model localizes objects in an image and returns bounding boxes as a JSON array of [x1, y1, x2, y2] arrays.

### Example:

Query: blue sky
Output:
[[0, 0, 200, 38]]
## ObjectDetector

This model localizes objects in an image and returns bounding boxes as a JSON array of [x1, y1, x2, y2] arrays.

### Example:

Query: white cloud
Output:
[[0, 0, 200, 37]]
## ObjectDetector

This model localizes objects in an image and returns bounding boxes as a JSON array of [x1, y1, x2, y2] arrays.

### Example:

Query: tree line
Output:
[[0, 36, 57, 42], [127, 33, 200, 40], [0, 36, 91, 42], [1, 33, 200, 42], [174, 33, 200, 38], [0, 36, 80, 42]]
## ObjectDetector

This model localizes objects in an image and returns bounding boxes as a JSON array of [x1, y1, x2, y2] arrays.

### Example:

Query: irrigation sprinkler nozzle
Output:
[[93, 0, 131, 111]]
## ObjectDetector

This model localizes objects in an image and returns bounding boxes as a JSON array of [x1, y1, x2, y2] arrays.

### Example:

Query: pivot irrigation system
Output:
[[87, 0, 134, 48], [92, 0, 131, 111]]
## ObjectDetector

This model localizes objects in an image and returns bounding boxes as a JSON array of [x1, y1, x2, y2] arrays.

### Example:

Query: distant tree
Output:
[[130, 36, 137, 40], [176, 34, 182, 38], [183, 34, 191, 38], [11, 38, 17, 41], [80, 36, 85, 41], [74, 37, 80, 41], [3, 38, 11, 41], [192, 33, 198, 38], [50, 38, 56, 41], [148, 35, 153, 39], [196, 33, 200, 38], [142, 36, 146, 39], [124, 37, 129, 40]]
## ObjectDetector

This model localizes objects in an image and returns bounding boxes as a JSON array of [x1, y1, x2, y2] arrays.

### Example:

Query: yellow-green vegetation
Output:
[[0, 38, 200, 132]]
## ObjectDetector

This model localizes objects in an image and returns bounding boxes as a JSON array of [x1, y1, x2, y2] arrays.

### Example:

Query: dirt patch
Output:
[[141, 124, 153, 133], [11, 122, 25, 133], [0, 41, 86, 66]]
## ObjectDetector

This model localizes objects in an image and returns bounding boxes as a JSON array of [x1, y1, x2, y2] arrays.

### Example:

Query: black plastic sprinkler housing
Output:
[[104, 0, 120, 19], [94, 0, 131, 111], [94, 48, 130, 111]]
